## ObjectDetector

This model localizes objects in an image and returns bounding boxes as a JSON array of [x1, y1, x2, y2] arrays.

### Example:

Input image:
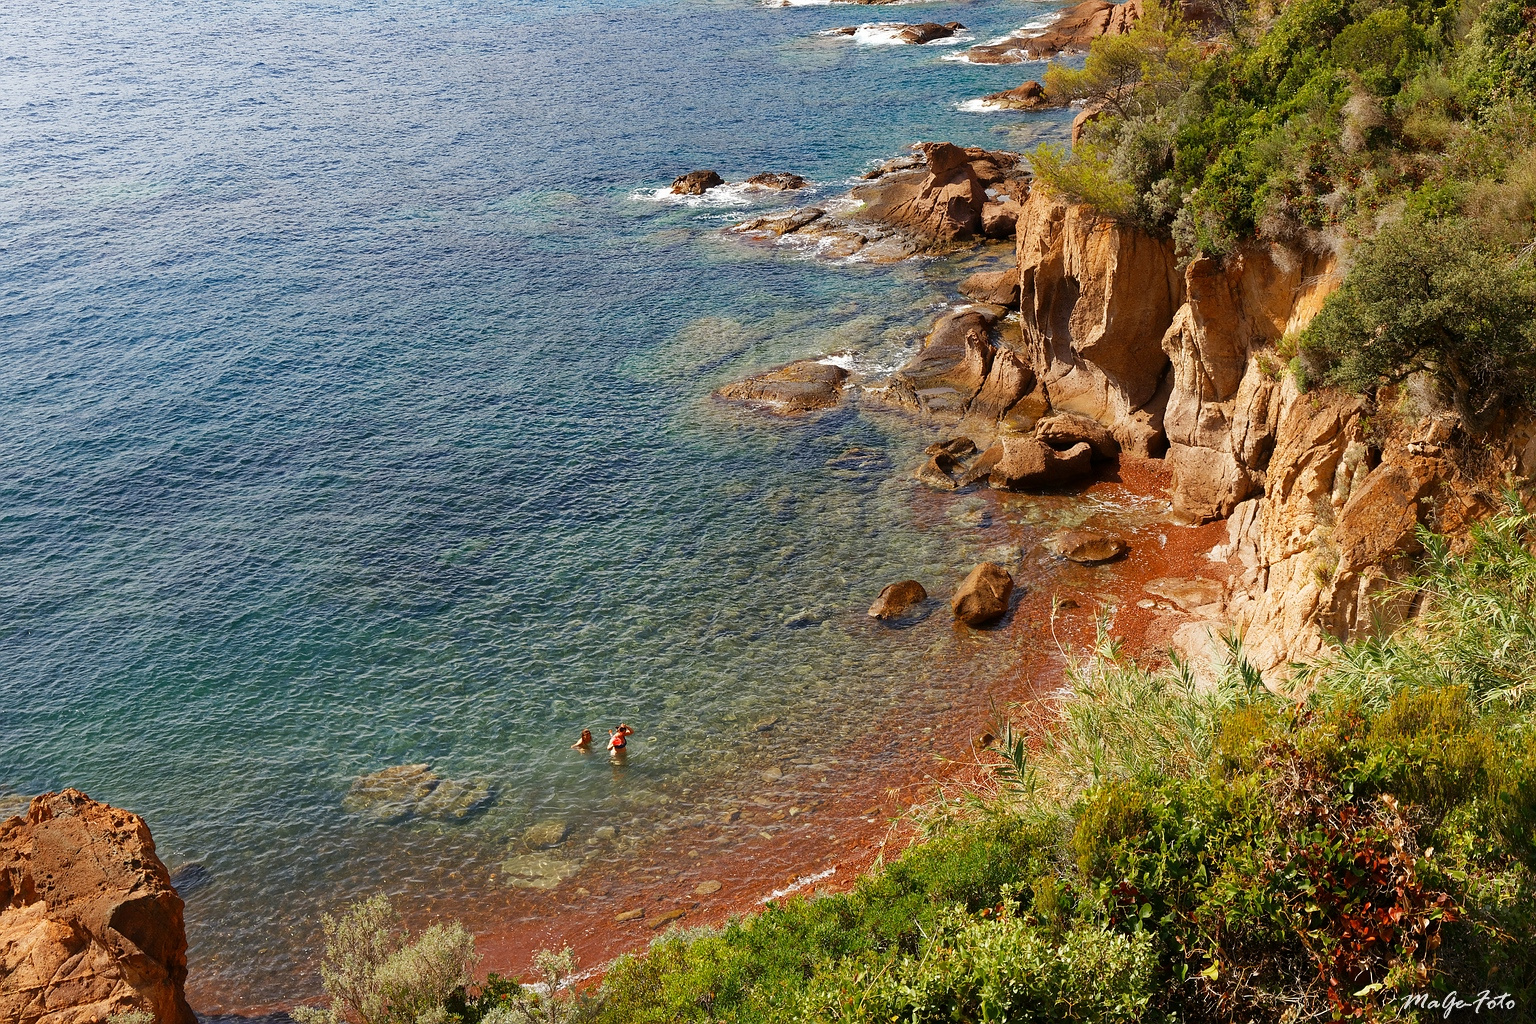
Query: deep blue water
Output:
[[1, 0, 1080, 1007]]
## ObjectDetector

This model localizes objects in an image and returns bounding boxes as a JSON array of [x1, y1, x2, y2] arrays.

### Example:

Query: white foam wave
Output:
[[632, 181, 759, 208], [761, 866, 837, 903], [849, 23, 911, 46], [956, 97, 1003, 113], [818, 352, 855, 370], [819, 23, 971, 46]]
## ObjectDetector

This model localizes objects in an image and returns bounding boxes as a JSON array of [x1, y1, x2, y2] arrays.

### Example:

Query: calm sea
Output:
[[0, 0, 1084, 1008]]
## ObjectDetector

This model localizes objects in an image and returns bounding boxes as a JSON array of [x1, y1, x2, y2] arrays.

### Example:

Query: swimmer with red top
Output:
[[607, 723, 634, 754]]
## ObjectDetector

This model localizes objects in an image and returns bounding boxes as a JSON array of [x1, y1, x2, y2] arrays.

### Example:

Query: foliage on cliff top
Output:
[[1031, 0, 1536, 256], [1032, 0, 1536, 416]]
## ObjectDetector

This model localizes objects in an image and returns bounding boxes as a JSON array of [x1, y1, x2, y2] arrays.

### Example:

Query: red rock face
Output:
[[0, 790, 196, 1024]]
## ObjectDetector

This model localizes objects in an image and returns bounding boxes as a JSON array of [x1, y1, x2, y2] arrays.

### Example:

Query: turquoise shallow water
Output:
[[0, 0, 1086, 1008]]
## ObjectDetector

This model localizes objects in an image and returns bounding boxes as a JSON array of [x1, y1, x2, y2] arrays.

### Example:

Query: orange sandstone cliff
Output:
[[0, 790, 197, 1024], [1014, 186, 1536, 679]]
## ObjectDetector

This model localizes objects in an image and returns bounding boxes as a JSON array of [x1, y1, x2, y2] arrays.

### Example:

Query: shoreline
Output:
[[475, 460, 1232, 990], [344, 462, 1227, 1008], [192, 462, 1233, 1017]]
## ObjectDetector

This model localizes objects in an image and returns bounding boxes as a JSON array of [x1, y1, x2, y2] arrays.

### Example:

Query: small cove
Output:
[[0, 0, 1143, 1009]]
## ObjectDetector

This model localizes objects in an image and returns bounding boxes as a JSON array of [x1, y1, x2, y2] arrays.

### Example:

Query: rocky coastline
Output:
[[15, 134, 1531, 1014]]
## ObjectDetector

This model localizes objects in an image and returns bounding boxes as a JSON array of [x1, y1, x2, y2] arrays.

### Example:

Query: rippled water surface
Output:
[[0, 0, 1084, 1008]]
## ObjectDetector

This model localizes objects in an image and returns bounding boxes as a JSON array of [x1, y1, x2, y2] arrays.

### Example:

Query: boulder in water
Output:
[[1047, 530, 1128, 563], [986, 436, 1094, 490], [896, 21, 967, 43], [982, 80, 1050, 109], [671, 170, 724, 195], [951, 562, 1014, 627], [868, 580, 928, 620], [524, 820, 571, 849], [716, 359, 849, 414], [746, 172, 809, 190]]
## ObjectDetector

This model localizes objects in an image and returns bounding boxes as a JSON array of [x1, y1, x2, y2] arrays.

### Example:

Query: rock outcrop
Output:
[[986, 435, 1094, 490], [870, 305, 1045, 434], [959, 268, 1021, 307], [1014, 188, 1339, 511], [732, 143, 1028, 261], [715, 359, 850, 414], [1159, 246, 1339, 521], [952, 563, 1015, 626], [745, 172, 808, 191], [0, 790, 197, 1024], [964, 0, 1141, 63], [830, 22, 967, 44], [981, 81, 1051, 110], [1015, 187, 1182, 457], [1011, 189, 1530, 681], [671, 170, 724, 195]]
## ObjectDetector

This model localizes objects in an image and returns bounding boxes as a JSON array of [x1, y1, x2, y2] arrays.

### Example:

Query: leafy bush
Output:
[[294, 895, 479, 1024], [1299, 216, 1536, 427], [804, 911, 1157, 1023]]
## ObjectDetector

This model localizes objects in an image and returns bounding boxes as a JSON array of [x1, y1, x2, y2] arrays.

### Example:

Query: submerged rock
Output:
[[1047, 530, 1128, 563], [715, 359, 849, 414], [344, 764, 494, 823], [952, 562, 1014, 627], [168, 862, 212, 895], [499, 852, 580, 890], [868, 579, 928, 620], [671, 169, 724, 195], [0, 790, 198, 1024], [416, 777, 494, 820], [344, 764, 439, 823], [524, 820, 571, 849]]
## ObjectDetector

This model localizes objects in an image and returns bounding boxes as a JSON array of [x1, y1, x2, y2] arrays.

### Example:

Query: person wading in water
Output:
[[607, 723, 634, 758], [571, 728, 593, 752]]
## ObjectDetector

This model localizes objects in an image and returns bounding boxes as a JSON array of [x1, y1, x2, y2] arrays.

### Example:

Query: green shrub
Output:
[[804, 912, 1158, 1023], [1299, 215, 1536, 427], [293, 895, 479, 1024]]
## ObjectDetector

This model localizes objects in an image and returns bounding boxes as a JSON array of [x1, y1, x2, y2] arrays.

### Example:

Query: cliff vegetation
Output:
[[1033, 0, 1536, 420]]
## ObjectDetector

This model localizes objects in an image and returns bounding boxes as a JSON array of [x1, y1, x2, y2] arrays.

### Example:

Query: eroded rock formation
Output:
[[1015, 188, 1182, 457], [715, 358, 851, 414], [1009, 185, 1530, 682], [0, 790, 197, 1024], [732, 143, 1029, 261]]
